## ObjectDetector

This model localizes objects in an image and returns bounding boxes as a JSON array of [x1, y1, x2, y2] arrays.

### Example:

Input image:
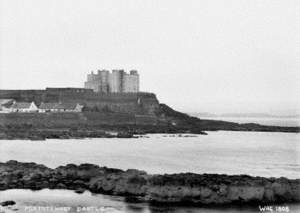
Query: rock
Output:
[[227, 186, 265, 202], [271, 181, 294, 201], [56, 183, 67, 189], [116, 132, 134, 138], [0, 161, 299, 205], [0, 201, 16, 206], [75, 188, 85, 194]]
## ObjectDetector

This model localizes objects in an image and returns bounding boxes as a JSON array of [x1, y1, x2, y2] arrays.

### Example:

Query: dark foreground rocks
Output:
[[0, 200, 16, 206], [0, 161, 299, 205]]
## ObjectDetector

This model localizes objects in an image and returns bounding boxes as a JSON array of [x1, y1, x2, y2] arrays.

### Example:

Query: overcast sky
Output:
[[0, 0, 299, 114]]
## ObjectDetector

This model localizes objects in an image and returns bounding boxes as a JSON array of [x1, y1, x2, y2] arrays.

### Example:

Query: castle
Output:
[[84, 69, 139, 93]]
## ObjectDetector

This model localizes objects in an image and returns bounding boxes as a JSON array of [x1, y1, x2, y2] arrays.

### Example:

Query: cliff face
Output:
[[0, 161, 299, 205]]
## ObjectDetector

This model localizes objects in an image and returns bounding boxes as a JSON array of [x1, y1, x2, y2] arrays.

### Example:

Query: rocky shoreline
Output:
[[0, 127, 138, 140], [0, 123, 298, 141], [0, 122, 210, 140], [0, 161, 299, 205], [0, 127, 207, 141]]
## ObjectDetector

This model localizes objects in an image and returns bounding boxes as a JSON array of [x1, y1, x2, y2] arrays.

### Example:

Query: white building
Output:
[[38, 102, 84, 113], [11, 102, 38, 113], [38, 102, 60, 112], [56, 103, 84, 112], [0, 99, 15, 113]]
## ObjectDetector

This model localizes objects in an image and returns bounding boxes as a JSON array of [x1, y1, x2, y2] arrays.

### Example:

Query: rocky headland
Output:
[[0, 104, 299, 140], [0, 89, 299, 140], [0, 161, 299, 206]]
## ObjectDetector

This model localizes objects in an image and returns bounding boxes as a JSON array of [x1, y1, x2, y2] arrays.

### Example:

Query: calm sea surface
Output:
[[0, 131, 299, 178], [0, 131, 299, 212]]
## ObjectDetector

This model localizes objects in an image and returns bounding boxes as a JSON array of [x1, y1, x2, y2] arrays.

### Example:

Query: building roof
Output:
[[11, 102, 33, 109], [0, 99, 14, 106], [39, 102, 82, 110], [56, 103, 79, 110], [39, 102, 60, 109]]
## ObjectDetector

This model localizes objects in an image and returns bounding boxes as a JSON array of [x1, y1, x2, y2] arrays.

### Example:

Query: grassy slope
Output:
[[0, 104, 298, 134]]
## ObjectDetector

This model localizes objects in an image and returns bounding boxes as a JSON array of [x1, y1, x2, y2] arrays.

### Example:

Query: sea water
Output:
[[0, 131, 299, 178]]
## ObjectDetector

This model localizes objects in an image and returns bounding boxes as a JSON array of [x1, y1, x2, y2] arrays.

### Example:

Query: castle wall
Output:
[[122, 72, 139, 93], [109, 70, 123, 93], [99, 70, 109, 93], [0, 90, 46, 105], [85, 72, 100, 92], [84, 81, 99, 92], [84, 69, 139, 93]]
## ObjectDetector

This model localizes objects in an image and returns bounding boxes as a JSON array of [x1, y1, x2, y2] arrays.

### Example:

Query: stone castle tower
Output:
[[84, 69, 139, 93]]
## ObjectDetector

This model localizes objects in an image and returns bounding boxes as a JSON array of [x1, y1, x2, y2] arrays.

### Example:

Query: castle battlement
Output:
[[84, 69, 139, 93]]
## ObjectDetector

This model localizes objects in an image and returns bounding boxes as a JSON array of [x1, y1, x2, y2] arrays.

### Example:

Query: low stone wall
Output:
[[0, 161, 299, 205]]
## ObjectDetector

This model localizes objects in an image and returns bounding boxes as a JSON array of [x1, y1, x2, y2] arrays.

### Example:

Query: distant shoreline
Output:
[[191, 113, 300, 119], [0, 112, 299, 140], [195, 116, 300, 128], [0, 120, 299, 141]]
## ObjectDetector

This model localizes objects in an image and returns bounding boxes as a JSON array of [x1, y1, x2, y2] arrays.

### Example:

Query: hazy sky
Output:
[[0, 0, 299, 114]]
